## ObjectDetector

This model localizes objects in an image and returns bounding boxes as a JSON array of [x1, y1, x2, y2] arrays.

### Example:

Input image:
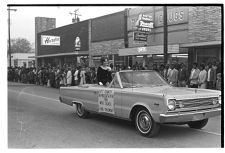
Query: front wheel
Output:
[[135, 108, 160, 137], [76, 103, 89, 119], [187, 119, 208, 129]]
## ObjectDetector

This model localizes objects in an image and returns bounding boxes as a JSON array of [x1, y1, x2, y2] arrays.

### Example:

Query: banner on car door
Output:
[[98, 90, 115, 114]]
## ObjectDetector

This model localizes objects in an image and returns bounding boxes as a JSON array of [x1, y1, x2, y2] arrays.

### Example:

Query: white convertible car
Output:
[[59, 70, 221, 137]]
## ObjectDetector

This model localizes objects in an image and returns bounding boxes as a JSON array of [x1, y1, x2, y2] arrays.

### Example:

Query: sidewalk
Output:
[[8, 81, 36, 86]]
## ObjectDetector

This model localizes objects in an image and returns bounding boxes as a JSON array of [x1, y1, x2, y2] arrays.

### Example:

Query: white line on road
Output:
[[191, 129, 221, 136], [8, 89, 59, 102]]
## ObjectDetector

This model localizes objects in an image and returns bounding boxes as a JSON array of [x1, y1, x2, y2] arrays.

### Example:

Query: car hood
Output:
[[125, 86, 221, 99]]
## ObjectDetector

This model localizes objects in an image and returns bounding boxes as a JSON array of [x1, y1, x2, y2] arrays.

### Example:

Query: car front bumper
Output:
[[159, 108, 221, 123]]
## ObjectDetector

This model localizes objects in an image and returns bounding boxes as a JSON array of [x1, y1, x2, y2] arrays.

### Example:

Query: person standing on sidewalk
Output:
[[206, 62, 214, 89], [66, 67, 72, 86], [198, 63, 207, 89], [73, 67, 79, 86], [167, 63, 178, 87], [189, 62, 200, 88], [178, 63, 188, 87]]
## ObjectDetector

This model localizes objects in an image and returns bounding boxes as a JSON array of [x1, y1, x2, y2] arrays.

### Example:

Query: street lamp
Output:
[[8, 6, 17, 67]]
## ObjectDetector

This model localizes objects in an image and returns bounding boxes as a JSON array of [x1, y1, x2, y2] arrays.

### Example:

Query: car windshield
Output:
[[119, 71, 168, 88]]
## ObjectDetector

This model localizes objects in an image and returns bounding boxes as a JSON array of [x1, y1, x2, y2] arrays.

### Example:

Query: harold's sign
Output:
[[41, 35, 60, 46], [135, 14, 154, 32]]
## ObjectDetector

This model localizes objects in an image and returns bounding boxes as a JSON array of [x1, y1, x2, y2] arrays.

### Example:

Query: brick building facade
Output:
[[119, 6, 221, 69], [35, 17, 56, 67], [89, 11, 126, 68], [35, 6, 222, 69]]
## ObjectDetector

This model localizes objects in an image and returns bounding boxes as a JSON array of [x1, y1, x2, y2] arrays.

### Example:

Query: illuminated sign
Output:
[[74, 37, 81, 51], [41, 35, 60, 46], [137, 47, 147, 53], [135, 14, 154, 32]]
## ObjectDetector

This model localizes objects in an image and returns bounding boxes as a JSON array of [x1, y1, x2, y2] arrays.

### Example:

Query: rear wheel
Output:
[[76, 103, 89, 119], [135, 108, 160, 137], [188, 119, 208, 129]]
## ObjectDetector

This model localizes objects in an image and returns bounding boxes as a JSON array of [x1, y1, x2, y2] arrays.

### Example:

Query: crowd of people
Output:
[[8, 59, 221, 90], [155, 61, 221, 90], [8, 65, 97, 88]]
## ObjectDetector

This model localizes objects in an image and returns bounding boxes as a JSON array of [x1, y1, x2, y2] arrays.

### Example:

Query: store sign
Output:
[[74, 37, 81, 51], [41, 35, 60, 46], [137, 47, 147, 53], [135, 14, 154, 32], [155, 7, 189, 27], [133, 31, 148, 42]]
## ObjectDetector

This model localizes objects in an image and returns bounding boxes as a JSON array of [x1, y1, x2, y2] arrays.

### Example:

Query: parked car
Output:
[[59, 70, 221, 137]]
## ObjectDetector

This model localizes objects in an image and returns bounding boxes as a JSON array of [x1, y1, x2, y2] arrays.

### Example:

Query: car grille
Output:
[[176, 97, 218, 109]]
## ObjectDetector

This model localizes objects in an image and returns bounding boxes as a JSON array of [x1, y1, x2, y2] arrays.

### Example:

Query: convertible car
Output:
[[59, 70, 221, 137]]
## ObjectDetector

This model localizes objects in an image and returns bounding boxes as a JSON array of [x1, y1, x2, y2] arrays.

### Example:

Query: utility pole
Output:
[[163, 6, 168, 66], [69, 9, 81, 23], [8, 6, 17, 67]]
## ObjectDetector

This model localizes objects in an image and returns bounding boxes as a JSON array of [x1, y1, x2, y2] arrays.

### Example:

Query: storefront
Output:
[[89, 11, 126, 69], [119, 6, 221, 70], [36, 20, 90, 68], [35, 6, 221, 70]]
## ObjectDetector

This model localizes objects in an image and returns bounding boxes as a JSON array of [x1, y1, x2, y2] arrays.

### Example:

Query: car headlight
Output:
[[218, 95, 221, 104], [167, 99, 176, 111]]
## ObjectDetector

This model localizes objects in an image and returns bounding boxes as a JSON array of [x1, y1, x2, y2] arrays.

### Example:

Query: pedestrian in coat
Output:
[[167, 63, 178, 87], [189, 63, 200, 88], [206, 62, 214, 89], [66, 68, 72, 86], [79, 66, 86, 85], [198, 63, 207, 89], [73, 67, 79, 86], [178, 63, 188, 87]]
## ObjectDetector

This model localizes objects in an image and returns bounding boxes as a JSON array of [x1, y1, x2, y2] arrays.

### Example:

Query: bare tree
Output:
[[10, 38, 32, 53]]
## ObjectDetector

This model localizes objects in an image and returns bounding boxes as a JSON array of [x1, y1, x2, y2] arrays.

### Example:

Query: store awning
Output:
[[119, 44, 180, 56], [180, 41, 221, 47], [33, 51, 89, 58]]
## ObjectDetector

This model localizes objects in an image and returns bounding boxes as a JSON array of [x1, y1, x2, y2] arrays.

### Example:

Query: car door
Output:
[[84, 74, 122, 117]]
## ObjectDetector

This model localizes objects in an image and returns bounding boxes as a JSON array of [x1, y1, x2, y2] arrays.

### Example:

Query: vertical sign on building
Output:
[[133, 14, 154, 42], [74, 36, 81, 51]]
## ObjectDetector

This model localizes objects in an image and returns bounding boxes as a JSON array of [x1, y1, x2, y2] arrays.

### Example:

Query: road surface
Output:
[[8, 82, 222, 148]]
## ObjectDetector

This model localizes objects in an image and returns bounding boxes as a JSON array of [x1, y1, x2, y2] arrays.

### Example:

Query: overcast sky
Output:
[[9, 6, 132, 44]]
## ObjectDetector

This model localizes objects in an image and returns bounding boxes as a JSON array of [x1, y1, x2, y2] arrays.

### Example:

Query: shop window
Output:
[[196, 47, 221, 64], [171, 54, 188, 66]]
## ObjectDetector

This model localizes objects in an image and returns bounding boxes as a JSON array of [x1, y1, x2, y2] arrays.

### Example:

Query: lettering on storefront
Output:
[[137, 47, 147, 53], [155, 7, 188, 27], [41, 35, 60, 46]]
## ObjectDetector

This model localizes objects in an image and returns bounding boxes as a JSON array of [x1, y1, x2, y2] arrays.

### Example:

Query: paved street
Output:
[[8, 82, 222, 148]]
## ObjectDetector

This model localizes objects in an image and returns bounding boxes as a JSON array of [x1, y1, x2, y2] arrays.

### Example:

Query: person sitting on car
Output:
[[97, 57, 112, 86]]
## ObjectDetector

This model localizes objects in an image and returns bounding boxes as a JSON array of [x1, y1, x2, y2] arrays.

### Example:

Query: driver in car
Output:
[[97, 57, 112, 86]]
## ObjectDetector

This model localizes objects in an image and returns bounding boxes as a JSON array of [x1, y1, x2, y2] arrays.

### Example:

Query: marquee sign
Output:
[[41, 35, 60, 46]]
